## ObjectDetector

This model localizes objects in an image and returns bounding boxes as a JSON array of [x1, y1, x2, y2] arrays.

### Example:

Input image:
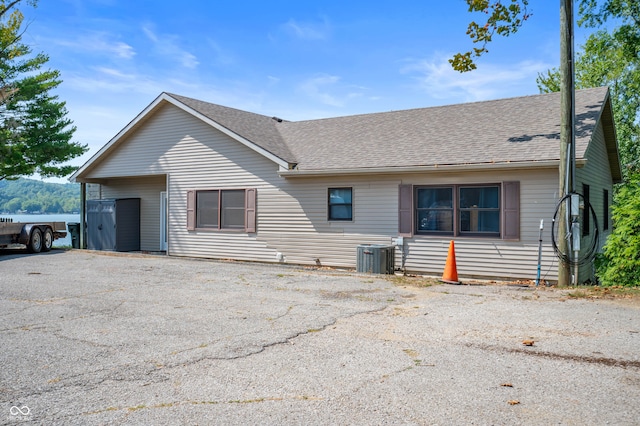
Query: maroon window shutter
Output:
[[398, 184, 413, 236], [502, 181, 520, 240], [245, 188, 257, 233], [186, 190, 196, 231]]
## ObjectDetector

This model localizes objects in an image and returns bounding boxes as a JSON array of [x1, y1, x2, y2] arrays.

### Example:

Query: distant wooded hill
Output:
[[0, 178, 81, 213]]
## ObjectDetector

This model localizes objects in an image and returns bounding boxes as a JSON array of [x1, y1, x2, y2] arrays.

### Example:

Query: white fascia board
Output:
[[70, 93, 168, 182], [278, 159, 581, 178]]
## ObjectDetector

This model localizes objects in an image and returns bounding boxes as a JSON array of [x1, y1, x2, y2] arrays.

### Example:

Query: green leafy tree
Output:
[[3, 195, 19, 211], [537, 1, 640, 174], [0, 177, 79, 213], [0, 0, 87, 181], [597, 173, 640, 286], [458, 1, 640, 285], [21, 198, 40, 213], [536, 1, 640, 286]]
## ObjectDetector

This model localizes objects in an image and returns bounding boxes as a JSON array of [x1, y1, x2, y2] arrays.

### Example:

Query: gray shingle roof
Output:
[[165, 93, 297, 164], [169, 87, 610, 172], [278, 86, 608, 171]]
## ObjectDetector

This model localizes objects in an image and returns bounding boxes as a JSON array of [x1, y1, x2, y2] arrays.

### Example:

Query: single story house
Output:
[[70, 86, 621, 283]]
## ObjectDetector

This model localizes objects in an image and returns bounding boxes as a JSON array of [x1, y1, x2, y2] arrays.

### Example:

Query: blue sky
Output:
[[20, 0, 593, 182]]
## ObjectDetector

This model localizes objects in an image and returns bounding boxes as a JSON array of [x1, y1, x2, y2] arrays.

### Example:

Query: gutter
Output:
[[278, 159, 586, 178]]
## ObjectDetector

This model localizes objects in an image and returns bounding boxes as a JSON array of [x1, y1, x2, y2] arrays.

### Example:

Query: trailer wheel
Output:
[[27, 228, 43, 253], [42, 227, 54, 252]]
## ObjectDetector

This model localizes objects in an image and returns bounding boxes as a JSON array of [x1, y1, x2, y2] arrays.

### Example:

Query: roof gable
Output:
[[71, 93, 295, 181]]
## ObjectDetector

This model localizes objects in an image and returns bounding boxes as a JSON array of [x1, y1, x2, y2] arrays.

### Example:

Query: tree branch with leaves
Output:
[[450, 0, 531, 72]]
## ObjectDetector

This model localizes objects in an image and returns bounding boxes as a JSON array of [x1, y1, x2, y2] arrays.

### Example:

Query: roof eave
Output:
[[278, 160, 575, 177]]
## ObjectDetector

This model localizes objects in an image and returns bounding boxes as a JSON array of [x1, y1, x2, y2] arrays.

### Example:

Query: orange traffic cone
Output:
[[441, 240, 461, 284]]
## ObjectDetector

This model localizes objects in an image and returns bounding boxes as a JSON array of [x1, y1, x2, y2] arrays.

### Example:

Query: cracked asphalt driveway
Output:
[[1, 250, 639, 425]]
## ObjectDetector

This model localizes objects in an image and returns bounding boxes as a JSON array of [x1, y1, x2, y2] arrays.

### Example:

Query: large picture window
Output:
[[328, 187, 353, 221], [187, 189, 256, 232], [412, 183, 507, 238]]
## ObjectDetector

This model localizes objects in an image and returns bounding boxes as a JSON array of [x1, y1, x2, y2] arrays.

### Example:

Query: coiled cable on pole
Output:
[[551, 192, 599, 267]]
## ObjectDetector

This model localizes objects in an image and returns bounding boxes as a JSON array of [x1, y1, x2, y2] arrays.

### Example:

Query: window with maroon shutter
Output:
[[186, 188, 256, 232], [502, 181, 520, 240], [404, 181, 520, 240], [398, 184, 413, 236], [186, 190, 196, 231], [245, 188, 256, 233]]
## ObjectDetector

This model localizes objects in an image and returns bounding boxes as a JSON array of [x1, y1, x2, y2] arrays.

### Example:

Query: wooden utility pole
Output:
[[558, 0, 574, 286]]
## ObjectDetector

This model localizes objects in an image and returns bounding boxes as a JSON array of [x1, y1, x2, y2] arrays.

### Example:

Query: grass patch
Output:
[[566, 285, 640, 299], [389, 274, 438, 288]]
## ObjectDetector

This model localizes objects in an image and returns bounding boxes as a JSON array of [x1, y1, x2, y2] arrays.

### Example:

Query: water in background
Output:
[[1, 214, 81, 247]]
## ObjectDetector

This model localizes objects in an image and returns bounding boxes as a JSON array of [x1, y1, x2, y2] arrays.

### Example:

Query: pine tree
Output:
[[0, 0, 87, 180]]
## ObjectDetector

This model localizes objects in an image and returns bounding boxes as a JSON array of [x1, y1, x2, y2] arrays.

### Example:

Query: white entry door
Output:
[[160, 191, 168, 251]]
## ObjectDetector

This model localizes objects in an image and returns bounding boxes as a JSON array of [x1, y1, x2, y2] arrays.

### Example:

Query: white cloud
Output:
[[142, 24, 159, 43], [65, 67, 164, 95], [295, 75, 375, 110], [205, 39, 235, 66], [282, 18, 330, 40], [92, 67, 133, 79], [401, 54, 552, 103], [50, 32, 135, 59], [298, 75, 343, 107], [111, 42, 136, 59], [141, 24, 199, 69]]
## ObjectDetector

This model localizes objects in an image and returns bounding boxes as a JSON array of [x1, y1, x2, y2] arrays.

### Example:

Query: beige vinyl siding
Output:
[[85, 105, 189, 179], [255, 170, 559, 280], [82, 102, 565, 281], [98, 175, 166, 251], [396, 169, 558, 280], [575, 120, 615, 282], [158, 107, 282, 261], [85, 104, 284, 260], [257, 177, 400, 267]]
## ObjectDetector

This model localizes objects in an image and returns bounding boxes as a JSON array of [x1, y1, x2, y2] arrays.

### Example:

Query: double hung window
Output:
[[328, 188, 353, 221], [187, 188, 256, 232]]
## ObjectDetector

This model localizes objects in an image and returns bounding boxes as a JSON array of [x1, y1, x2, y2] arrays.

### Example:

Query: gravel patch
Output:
[[1, 249, 639, 425]]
